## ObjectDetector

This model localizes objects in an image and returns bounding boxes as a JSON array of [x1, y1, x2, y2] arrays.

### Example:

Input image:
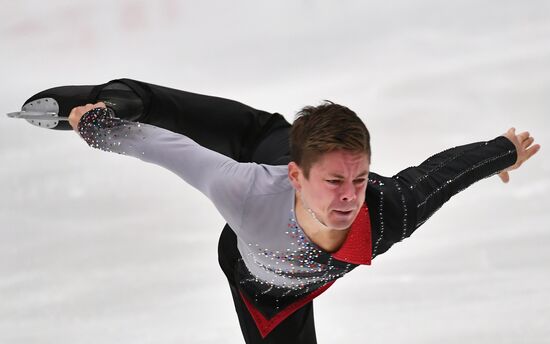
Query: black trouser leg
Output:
[[94, 78, 291, 163], [26, 78, 291, 162]]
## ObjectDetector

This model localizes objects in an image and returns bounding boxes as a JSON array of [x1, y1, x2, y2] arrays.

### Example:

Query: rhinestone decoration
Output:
[[78, 107, 146, 156], [392, 178, 409, 241], [369, 178, 385, 257], [416, 150, 514, 209], [240, 209, 355, 298]]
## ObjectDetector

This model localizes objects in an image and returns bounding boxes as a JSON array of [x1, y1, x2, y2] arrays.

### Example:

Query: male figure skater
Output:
[[27, 79, 539, 343]]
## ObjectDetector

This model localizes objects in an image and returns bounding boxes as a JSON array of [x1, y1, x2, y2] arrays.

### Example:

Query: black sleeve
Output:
[[367, 136, 517, 259]]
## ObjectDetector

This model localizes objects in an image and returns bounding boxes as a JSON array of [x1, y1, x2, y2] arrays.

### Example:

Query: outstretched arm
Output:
[[69, 103, 262, 235], [367, 130, 540, 258]]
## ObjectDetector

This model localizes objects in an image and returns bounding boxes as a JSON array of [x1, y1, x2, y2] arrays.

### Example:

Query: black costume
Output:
[[26, 79, 517, 343]]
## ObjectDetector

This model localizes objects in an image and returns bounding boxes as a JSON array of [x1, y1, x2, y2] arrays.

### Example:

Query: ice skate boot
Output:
[[7, 80, 144, 130]]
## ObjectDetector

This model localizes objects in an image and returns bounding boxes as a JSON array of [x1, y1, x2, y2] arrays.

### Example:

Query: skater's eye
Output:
[[326, 179, 342, 185], [353, 178, 366, 185]]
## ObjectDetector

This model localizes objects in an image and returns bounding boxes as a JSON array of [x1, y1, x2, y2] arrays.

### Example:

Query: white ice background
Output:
[[0, 1, 549, 343]]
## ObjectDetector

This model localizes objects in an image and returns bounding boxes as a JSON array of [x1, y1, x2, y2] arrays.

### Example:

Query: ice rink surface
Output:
[[1, 1, 549, 343]]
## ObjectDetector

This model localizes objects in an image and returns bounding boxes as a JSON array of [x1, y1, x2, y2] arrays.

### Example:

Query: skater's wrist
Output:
[[68, 102, 106, 131]]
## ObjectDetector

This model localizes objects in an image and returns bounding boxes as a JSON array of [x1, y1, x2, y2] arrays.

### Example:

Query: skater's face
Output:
[[289, 150, 369, 231]]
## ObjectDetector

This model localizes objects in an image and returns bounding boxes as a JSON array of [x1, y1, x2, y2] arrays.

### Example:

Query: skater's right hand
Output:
[[68, 102, 106, 132]]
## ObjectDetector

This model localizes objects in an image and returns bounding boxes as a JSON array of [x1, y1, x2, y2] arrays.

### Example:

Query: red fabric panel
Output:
[[331, 203, 372, 265], [239, 281, 335, 338]]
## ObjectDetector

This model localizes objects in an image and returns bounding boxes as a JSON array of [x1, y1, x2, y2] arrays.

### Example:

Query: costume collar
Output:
[[330, 203, 372, 265]]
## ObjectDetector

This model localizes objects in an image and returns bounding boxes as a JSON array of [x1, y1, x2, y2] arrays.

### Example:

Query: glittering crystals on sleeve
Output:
[[408, 142, 487, 190], [392, 178, 409, 241], [78, 107, 146, 156], [416, 149, 515, 209], [369, 178, 385, 258], [396, 138, 516, 230]]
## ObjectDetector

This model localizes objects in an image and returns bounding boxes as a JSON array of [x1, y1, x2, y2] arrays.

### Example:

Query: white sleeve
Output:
[[78, 107, 257, 230]]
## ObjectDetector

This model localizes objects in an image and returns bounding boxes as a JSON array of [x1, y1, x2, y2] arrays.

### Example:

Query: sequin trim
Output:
[[393, 177, 409, 241], [417, 149, 515, 208], [369, 178, 385, 257], [240, 209, 355, 296], [78, 107, 146, 155], [409, 142, 487, 190]]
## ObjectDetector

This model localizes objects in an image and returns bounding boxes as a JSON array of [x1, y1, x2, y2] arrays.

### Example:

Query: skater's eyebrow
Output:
[[327, 171, 368, 179]]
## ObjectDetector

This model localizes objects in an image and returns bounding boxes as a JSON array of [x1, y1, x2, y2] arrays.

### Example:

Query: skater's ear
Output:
[[288, 162, 304, 191]]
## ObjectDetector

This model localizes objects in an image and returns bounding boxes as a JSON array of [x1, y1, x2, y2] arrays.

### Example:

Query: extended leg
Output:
[[101, 79, 291, 162], [22, 78, 290, 162]]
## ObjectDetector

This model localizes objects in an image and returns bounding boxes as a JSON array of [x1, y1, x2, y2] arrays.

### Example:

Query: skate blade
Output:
[[7, 111, 66, 120], [8, 97, 62, 129]]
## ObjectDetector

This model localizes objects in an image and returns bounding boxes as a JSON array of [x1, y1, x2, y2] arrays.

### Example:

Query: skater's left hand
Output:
[[498, 128, 541, 183], [68, 102, 106, 131]]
